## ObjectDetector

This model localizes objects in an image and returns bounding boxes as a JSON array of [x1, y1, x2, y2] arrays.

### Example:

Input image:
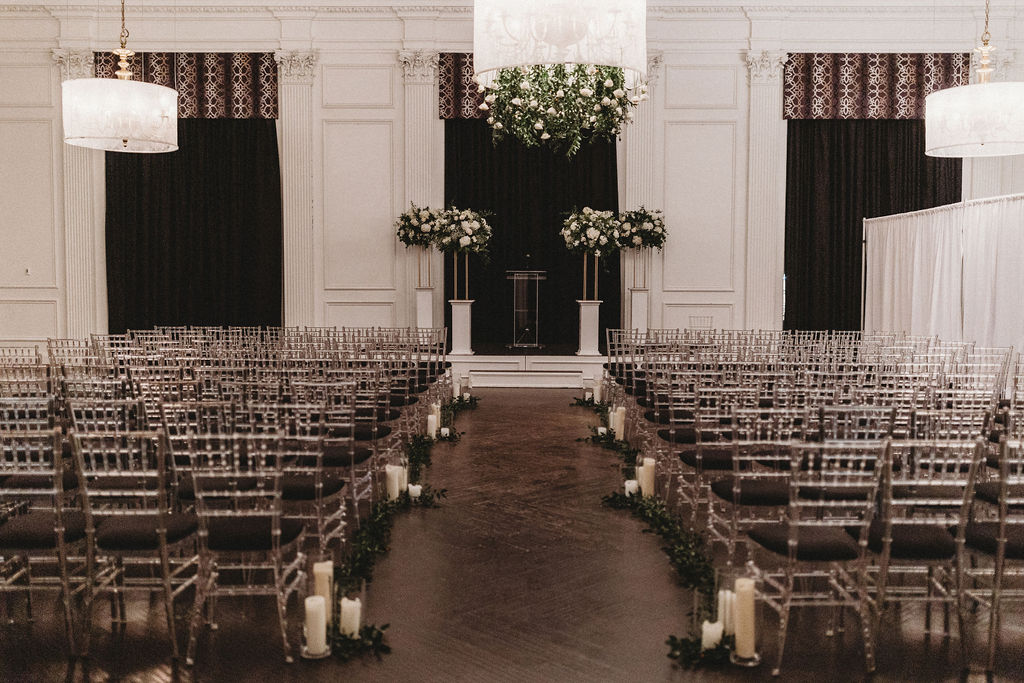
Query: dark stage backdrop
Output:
[[105, 119, 283, 332], [784, 119, 962, 331], [444, 119, 620, 354]]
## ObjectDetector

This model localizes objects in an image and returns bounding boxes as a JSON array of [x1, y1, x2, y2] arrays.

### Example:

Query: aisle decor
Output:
[[618, 206, 666, 290], [437, 207, 492, 300], [478, 64, 647, 157], [562, 207, 621, 300], [573, 395, 723, 669], [395, 203, 447, 287]]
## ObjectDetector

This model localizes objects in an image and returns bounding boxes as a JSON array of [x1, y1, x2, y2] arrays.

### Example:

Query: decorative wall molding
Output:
[[745, 49, 787, 85], [275, 50, 318, 83], [51, 49, 94, 81], [399, 49, 439, 85], [646, 52, 665, 88]]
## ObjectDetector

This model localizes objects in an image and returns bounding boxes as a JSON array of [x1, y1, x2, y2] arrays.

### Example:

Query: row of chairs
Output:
[[0, 326, 450, 665], [602, 328, 1020, 677]]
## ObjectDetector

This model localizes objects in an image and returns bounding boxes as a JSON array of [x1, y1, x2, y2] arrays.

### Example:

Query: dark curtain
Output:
[[105, 119, 282, 332], [784, 119, 961, 331], [444, 119, 620, 354]]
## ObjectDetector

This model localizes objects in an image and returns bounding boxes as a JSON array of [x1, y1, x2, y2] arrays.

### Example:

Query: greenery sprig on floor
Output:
[[575, 394, 721, 670]]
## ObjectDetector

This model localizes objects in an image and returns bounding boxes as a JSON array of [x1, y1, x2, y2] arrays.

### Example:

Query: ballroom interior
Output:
[[3, 0, 1024, 680]]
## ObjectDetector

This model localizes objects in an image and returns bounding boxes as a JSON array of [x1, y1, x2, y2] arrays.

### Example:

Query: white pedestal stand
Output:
[[450, 299, 474, 355], [577, 299, 602, 356], [416, 287, 434, 329]]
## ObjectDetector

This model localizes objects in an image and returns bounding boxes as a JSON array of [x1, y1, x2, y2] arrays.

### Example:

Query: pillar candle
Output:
[[717, 589, 727, 626], [431, 402, 442, 422], [462, 391, 471, 401], [440, 427, 450, 438], [624, 479, 638, 497], [585, 391, 593, 401], [385, 465, 403, 501], [452, 374, 461, 400], [339, 596, 361, 637], [399, 465, 409, 491], [312, 560, 333, 626], [408, 483, 422, 499], [426, 413, 439, 439], [616, 406, 627, 437], [593, 380, 603, 404], [304, 596, 328, 655], [734, 578, 757, 659], [723, 590, 736, 636], [701, 620, 724, 651], [597, 426, 608, 436], [638, 457, 655, 497]]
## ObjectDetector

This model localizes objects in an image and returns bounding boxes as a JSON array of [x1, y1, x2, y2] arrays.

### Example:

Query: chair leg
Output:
[[185, 559, 213, 667], [773, 599, 791, 677], [986, 548, 1006, 675], [159, 544, 180, 660], [273, 565, 294, 664]]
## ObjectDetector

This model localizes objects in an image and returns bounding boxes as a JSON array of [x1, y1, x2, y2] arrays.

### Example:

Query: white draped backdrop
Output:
[[864, 193, 1024, 349]]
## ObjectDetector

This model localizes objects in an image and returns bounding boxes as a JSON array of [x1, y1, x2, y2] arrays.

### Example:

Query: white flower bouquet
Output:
[[561, 207, 622, 258], [436, 207, 493, 255], [395, 203, 447, 248], [617, 207, 667, 250]]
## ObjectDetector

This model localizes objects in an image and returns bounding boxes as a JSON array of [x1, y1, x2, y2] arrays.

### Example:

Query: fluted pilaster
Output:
[[275, 50, 317, 327], [53, 48, 102, 338], [744, 50, 788, 330]]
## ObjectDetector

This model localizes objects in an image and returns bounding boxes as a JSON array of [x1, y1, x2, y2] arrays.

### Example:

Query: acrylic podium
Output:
[[505, 270, 546, 349]]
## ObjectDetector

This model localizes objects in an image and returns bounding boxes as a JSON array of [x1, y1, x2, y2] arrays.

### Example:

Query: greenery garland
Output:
[[575, 394, 723, 669]]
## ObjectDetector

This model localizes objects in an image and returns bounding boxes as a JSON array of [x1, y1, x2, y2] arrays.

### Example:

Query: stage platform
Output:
[[449, 353, 604, 388]]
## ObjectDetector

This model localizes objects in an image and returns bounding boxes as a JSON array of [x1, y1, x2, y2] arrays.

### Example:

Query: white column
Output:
[[621, 53, 663, 331], [53, 49, 104, 338], [577, 300, 602, 356], [744, 50, 788, 331], [400, 50, 441, 329], [275, 51, 318, 328]]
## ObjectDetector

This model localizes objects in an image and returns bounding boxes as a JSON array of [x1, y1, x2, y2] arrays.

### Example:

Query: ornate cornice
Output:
[[275, 50, 318, 83], [399, 49, 439, 84], [52, 48, 94, 80], [746, 49, 788, 84]]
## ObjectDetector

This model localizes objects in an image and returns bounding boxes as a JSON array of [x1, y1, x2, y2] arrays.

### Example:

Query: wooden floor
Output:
[[0, 389, 1020, 681]]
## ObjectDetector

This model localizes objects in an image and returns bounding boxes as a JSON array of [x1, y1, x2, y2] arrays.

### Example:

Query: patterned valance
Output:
[[93, 52, 278, 119], [784, 53, 969, 120], [439, 53, 485, 120]]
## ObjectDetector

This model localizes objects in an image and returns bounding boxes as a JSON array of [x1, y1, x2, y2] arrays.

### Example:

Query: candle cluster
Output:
[[637, 457, 655, 497], [385, 464, 409, 501], [701, 579, 757, 661]]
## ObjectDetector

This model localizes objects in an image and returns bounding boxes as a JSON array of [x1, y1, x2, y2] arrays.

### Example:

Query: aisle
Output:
[[349, 388, 692, 681]]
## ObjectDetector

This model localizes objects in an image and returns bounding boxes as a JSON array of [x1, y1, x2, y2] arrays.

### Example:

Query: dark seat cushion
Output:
[[321, 444, 373, 467], [974, 482, 1024, 509], [624, 380, 647, 396], [0, 510, 86, 549], [748, 522, 861, 561], [355, 407, 401, 422], [892, 484, 965, 500], [4, 470, 78, 492], [177, 476, 259, 502], [95, 513, 197, 551], [964, 521, 1024, 559], [798, 485, 874, 501], [657, 427, 720, 444], [710, 477, 789, 506], [389, 393, 419, 407], [758, 398, 775, 409], [644, 410, 671, 425], [679, 447, 733, 471], [852, 518, 956, 560], [206, 517, 305, 552], [328, 424, 392, 442], [281, 475, 346, 501]]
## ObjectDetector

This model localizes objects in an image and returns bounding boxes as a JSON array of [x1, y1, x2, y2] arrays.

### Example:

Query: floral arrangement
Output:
[[395, 203, 447, 248], [618, 207, 667, 250], [478, 64, 648, 157], [436, 207, 493, 255], [561, 207, 622, 258]]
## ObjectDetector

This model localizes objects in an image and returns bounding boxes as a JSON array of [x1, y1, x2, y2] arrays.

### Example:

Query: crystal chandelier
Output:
[[925, 0, 1024, 157], [61, 0, 178, 153], [473, 0, 647, 156]]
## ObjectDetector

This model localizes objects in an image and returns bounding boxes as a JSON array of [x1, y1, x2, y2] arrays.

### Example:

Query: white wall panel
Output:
[[664, 66, 738, 110], [0, 66, 52, 107], [0, 300, 59, 341], [324, 301, 395, 328], [662, 303, 735, 330], [322, 66, 394, 109], [662, 121, 736, 292], [322, 120, 397, 291], [0, 120, 57, 288]]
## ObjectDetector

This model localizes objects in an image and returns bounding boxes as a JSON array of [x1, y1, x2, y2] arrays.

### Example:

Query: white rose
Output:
[[411, 217, 420, 226], [420, 225, 431, 233], [625, 111, 634, 120], [630, 96, 641, 105], [599, 236, 608, 245], [622, 222, 632, 231], [586, 227, 599, 240], [485, 94, 496, 103], [640, 93, 649, 102], [583, 207, 593, 214], [459, 235, 472, 247], [573, 239, 580, 246], [540, 132, 551, 140], [520, 80, 531, 90], [511, 97, 522, 106], [555, 89, 565, 98], [495, 122, 504, 130], [529, 99, 538, 108], [461, 220, 470, 229], [487, 116, 495, 124], [601, 97, 611, 106], [604, 79, 614, 88], [547, 107, 557, 115], [419, 210, 429, 220], [478, 102, 489, 111], [616, 107, 623, 115], [534, 121, 544, 130], [594, 104, 602, 111], [612, 230, 619, 239], [586, 65, 597, 76], [589, 115, 597, 122], [471, 221, 480, 229], [579, 87, 593, 97], [633, 235, 642, 246], [613, 89, 625, 98]]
